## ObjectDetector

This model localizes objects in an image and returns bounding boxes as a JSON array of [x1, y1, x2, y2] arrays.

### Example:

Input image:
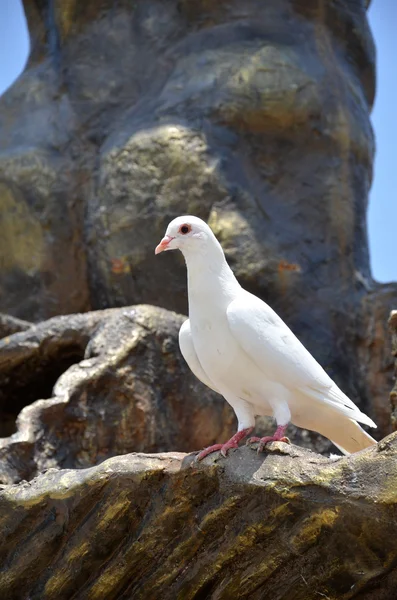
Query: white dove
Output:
[[155, 215, 377, 460]]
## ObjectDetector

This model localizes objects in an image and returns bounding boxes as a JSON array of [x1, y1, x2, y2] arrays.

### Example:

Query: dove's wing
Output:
[[226, 292, 375, 428], [179, 319, 220, 394]]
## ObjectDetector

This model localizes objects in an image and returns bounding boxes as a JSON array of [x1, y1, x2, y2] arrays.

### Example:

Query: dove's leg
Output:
[[247, 398, 290, 453], [197, 427, 254, 460], [197, 397, 255, 460]]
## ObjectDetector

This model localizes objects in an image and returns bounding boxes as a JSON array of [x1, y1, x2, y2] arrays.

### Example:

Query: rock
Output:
[[389, 310, 397, 430], [358, 287, 397, 436], [0, 313, 31, 338], [0, 0, 395, 440], [0, 313, 32, 436], [0, 157, 90, 321], [0, 308, 114, 439], [0, 436, 396, 599], [0, 305, 234, 484]]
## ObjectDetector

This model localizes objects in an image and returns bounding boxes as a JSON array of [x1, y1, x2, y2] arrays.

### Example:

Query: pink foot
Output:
[[247, 425, 289, 453], [197, 427, 254, 461]]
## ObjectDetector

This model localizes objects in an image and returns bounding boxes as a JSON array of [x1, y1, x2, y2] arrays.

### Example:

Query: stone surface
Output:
[[357, 288, 397, 436], [389, 310, 397, 431], [0, 0, 395, 439], [1, 436, 397, 600], [0, 305, 236, 484], [0, 308, 113, 439], [0, 313, 33, 437], [0, 313, 31, 339]]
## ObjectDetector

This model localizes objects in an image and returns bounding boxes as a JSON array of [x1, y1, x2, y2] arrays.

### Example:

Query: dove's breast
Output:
[[190, 314, 238, 370], [189, 309, 278, 407]]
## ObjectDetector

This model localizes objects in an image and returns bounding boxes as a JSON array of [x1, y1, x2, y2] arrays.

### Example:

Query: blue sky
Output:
[[367, 1, 397, 283], [0, 0, 395, 283]]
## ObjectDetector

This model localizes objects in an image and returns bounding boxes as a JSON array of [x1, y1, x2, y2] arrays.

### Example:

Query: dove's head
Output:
[[155, 215, 217, 256]]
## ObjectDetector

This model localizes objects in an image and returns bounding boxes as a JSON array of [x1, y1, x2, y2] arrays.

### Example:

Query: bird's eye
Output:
[[179, 224, 191, 235]]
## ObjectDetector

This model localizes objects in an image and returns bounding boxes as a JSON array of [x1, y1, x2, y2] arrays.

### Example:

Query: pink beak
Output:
[[155, 235, 174, 255]]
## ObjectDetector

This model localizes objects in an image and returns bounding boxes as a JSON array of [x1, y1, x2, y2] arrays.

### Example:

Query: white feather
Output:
[[179, 319, 220, 394], [226, 293, 376, 429]]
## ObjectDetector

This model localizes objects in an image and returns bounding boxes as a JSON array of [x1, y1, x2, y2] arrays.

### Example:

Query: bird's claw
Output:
[[196, 444, 223, 461], [220, 442, 238, 458], [197, 442, 238, 460], [196, 427, 254, 461], [247, 431, 290, 453], [246, 436, 260, 446]]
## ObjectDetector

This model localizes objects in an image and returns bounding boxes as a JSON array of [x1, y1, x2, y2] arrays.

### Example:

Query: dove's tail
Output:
[[328, 418, 377, 455], [311, 415, 376, 455], [292, 394, 377, 454]]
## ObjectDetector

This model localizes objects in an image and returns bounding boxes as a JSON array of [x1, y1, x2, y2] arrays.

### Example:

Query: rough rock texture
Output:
[[1, 436, 397, 600], [0, 305, 238, 484], [1, 304, 342, 485], [0, 314, 33, 436], [0, 0, 395, 438], [357, 287, 397, 437], [0, 314, 31, 339], [0, 308, 115, 439], [389, 310, 397, 430]]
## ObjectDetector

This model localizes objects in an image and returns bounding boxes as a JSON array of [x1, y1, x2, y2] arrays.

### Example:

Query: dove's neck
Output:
[[183, 238, 241, 310]]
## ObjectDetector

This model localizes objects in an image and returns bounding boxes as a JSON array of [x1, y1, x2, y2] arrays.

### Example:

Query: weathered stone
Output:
[[0, 305, 236, 484], [0, 313, 31, 339], [389, 310, 397, 431], [0, 155, 90, 320], [0, 308, 113, 439], [357, 288, 397, 436], [1, 436, 396, 600], [0, 314, 32, 437]]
